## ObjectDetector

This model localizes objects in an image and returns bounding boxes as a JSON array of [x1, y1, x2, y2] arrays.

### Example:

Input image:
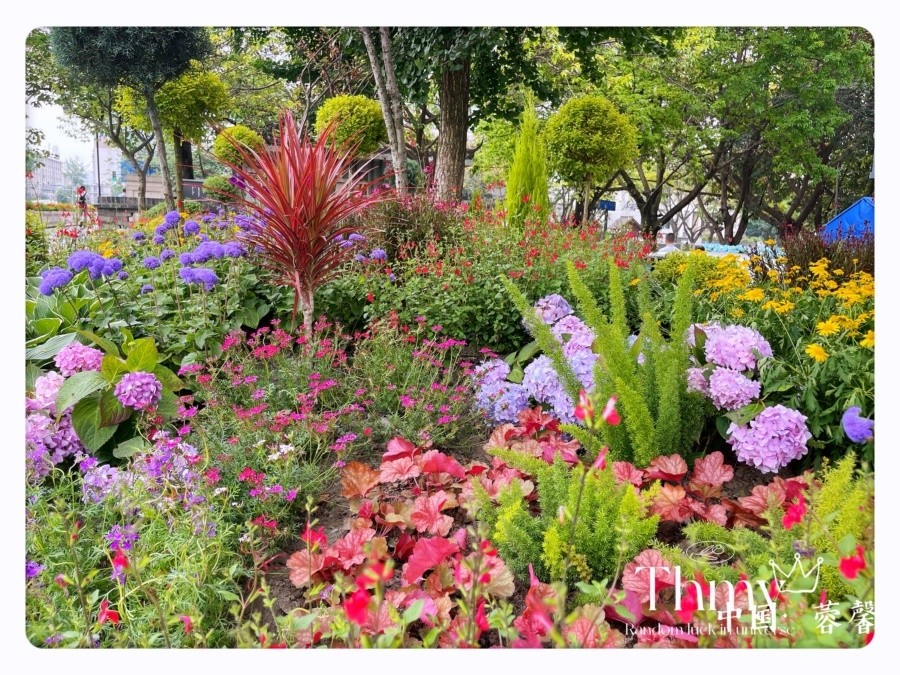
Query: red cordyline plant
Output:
[[220, 110, 391, 335]]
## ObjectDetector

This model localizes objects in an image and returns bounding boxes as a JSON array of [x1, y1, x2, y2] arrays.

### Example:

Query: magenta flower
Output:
[[54, 343, 104, 376]]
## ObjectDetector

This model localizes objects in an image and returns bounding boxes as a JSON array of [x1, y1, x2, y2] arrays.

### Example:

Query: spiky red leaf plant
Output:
[[221, 110, 391, 334]]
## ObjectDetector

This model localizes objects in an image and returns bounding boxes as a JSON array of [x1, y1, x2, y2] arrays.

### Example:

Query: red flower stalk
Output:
[[781, 495, 807, 530], [97, 598, 120, 626], [838, 545, 867, 580], [221, 111, 391, 335], [601, 396, 621, 426], [574, 389, 594, 424]]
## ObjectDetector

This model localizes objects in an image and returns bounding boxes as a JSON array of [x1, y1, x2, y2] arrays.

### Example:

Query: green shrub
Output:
[[505, 95, 550, 226], [212, 124, 265, 166], [202, 175, 240, 203], [143, 200, 204, 219], [26, 212, 49, 277], [314, 94, 387, 156]]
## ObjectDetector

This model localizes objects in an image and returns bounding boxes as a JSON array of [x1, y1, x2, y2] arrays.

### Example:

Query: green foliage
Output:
[[543, 95, 638, 205], [314, 95, 387, 156], [505, 94, 550, 226], [212, 124, 265, 166], [26, 212, 49, 277], [202, 175, 240, 203], [471, 118, 517, 183], [486, 452, 658, 583], [143, 200, 205, 219]]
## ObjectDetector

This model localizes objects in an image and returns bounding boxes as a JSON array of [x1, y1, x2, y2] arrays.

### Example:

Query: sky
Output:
[[27, 100, 95, 169]]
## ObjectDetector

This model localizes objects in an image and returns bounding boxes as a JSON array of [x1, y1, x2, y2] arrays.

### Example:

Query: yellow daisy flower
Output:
[[739, 288, 765, 302], [805, 344, 829, 363], [860, 331, 874, 349], [816, 317, 842, 337]]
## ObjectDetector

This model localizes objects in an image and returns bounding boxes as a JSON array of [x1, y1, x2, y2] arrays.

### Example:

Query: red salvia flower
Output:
[[97, 599, 120, 626], [343, 588, 371, 625], [838, 545, 867, 580]]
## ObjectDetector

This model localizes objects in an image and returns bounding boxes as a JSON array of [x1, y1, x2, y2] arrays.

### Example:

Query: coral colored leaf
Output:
[[410, 490, 454, 536], [286, 550, 325, 587], [613, 461, 645, 487], [564, 605, 606, 648], [651, 484, 691, 522], [393, 532, 416, 561], [341, 461, 381, 499], [383, 436, 419, 461], [401, 537, 459, 585], [420, 450, 466, 480], [645, 454, 689, 483], [622, 549, 675, 604], [721, 497, 766, 528], [701, 503, 729, 526], [484, 424, 516, 452], [379, 457, 422, 483], [328, 528, 375, 570], [688, 452, 734, 499]]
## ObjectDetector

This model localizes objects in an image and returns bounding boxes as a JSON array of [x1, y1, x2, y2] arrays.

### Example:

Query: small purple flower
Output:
[[369, 248, 387, 261], [164, 211, 181, 226], [105, 524, 140, 551], [143, 256, 161, 270], [183, 220, 200, 236], [348, 233, 366, 243], [686, 367, 710, 395], [152, 234, 165, 245], [117, 270, 128, 280], [353, 253, 367, 263], [179, 252, 195, 266], [180, 267, 218, 290], [841, 406, 873, 443], [38, 267, 73, 295], [131, 231, 145, 241], [114, 372, 163, 410], [26, 560, 44, 579], [160, 248, 175, 261], [141, 284, 154, 294], [223, 241, 245, 258], [533, 294, 573, 325]]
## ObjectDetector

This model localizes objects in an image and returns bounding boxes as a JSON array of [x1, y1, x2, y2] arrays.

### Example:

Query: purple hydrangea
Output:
[[703, 325, 773, 371], [143, 256, 161, 270], [105, 524, 140, 551], [686, 367, 710, 395], [26, 373, 84, 482], [707, 368, 762, 411], [473, 358, 510, 389], [160, 248, 175, 261], [567, 349, 598, 392], [476, 380, 530, 424], [727, 405, 811, 473], [164, 211, 181, 227], [54, 343, 104, 376], [140, 284, 154, 294], [27, 371, 65, 413], [841, 406, 873, 443], [38, 267, 73, 295], [369, 248, 388, 261], [523, 355, 575, 423], [533, 294, 573, 325], [114, 372, 163, 410], [552, 315, 595, 355]]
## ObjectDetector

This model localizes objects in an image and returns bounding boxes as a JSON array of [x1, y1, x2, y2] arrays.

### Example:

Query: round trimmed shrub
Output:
[[202, 175, 240, 203], [212, 125, 265, 166], [314, 95, 387, 156]]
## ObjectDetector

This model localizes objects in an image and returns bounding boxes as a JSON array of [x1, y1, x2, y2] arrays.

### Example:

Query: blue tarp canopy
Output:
[[821, 197, 874, 241]]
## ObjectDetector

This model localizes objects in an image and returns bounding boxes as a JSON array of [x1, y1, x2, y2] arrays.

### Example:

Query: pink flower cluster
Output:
[[54, 343, 104, 376], [702, 325, 773, 372], [707, 368, 761, 411], [114, 372, 163, 410], [26, 372, 84, 481], [727, 405, 811, 473]]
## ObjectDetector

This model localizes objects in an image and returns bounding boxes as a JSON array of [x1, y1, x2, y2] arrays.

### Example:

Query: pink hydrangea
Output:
[[707, 368, 761, 411], [27, 371, 65, 413], [686, 367, 710, 395], [54, 343, 104, 376], [703, 325, 773, 371], [114, 372, 163, 410], [727, 405, 811, 473], [26, 372, 84, 481]]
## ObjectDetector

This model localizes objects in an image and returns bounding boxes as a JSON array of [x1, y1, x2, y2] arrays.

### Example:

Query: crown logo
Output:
[[769, 554, 824, 594]]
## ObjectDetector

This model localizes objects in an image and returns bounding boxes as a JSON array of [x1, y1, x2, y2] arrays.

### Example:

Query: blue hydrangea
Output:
[[533, 294, 573, 325]]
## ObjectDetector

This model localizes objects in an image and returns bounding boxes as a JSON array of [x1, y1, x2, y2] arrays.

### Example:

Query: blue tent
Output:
[[821, 197, 874, 241]]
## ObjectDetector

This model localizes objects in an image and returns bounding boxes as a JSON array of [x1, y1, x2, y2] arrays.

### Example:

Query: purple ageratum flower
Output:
[[143, 256, 161, 270], [38, 267, 73, 295], [180, 267, 218, 291], [369, 248, 388, 261], [152, 234, 165, 245], [707, 368, 761, 411], [703, 325, 773, 371], [154, 224, 168, 237], [179, 252, 195, 266], [68, 249, 103, 273], [348, 233, 366, 243], [54, 343, 104, 376], [160, 248, 175, 261], [26, 560, 44, 579], [140, 284, 154, 294], [223, 241, 245, 258], [727, 404, 811, 473], [191, 241, 224, 263], [131, 231, 145, 242], [533, 294, 573, 325], [199, 233, 209, 242], [353, 253, 367, 263], [686, 367, 710, 395], [105, 524, 139, 551], [841, 406, 874, 443], [114, 372, 163, 411], [183, 220, 200, 236], [117, 271, 128, 280], [164, 211, 181, 227]]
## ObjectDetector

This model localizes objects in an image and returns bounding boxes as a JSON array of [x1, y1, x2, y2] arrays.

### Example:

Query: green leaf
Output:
[[98, 389, 131, 428], [75, 329, 120, 357], [402, 600, 425, 625], [71, 396, 117, 452], [32, 317, 62, 338], [101, 354, 129, 383], [725, 401, 766, 426], [26, 363, 45, 393], [508, 365, 524, 384], [55, 370, 109, 415], [517, 341, 541, 363], [113, 437, 147, 459], [152, 365, 183, 392], [124, 337, 159, 373], [715, 415, 732, 440], [25, 332, 77, 361], [156, 389, 179, 419]]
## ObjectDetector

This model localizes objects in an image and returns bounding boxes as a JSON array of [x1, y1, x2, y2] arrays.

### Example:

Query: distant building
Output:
[[91, 137, 125, 199], [26, 147, 63, 201]]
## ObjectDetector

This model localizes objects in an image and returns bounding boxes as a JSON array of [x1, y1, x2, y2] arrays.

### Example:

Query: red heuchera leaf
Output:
[[700, 503, 729, 526], [622, 549, 675, 604], [341, 461, 381, 499], [393, 532, 416, 561], [484, 424, 516, 452], [286, 549, 325, 587], [420, 450, 466, 480], [379, 457, 422, 483], [563, 605, 606, 648], [328, 528, 375, 570], [401, 537, 459, 585], [651, 484, 693, 522], [720, 497, 767, 528], [410, 490, 454, 536], [604, 588, 644, 626], [382, 436, 419, 461], [645, 454, 689, 483], [613, 461, 645, 488], [540, 437, 581, 465], [688, 452, 734, 499]]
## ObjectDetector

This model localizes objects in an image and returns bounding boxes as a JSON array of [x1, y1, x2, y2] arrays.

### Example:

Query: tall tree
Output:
[[49, 27, 212, 212]]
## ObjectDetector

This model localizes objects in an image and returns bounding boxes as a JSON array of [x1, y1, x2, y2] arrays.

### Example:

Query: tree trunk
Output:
[[138, 171, 147, 213], [435, 58, 470, 202], [379, 28, 408, 196], [582, 177, 592, 226], [144, 87, 175, 212], [174, 128, 185, 210], [181, 138, 194, 180]]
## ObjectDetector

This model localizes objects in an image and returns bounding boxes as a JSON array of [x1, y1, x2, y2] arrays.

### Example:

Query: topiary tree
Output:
[[49, 28, 212, 212], [314, 94, 387, 157], [212, 125, 265, 167], [505, 94, 550, 226], [202, 175, 240, 204], [544, 95, 638, 225]]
